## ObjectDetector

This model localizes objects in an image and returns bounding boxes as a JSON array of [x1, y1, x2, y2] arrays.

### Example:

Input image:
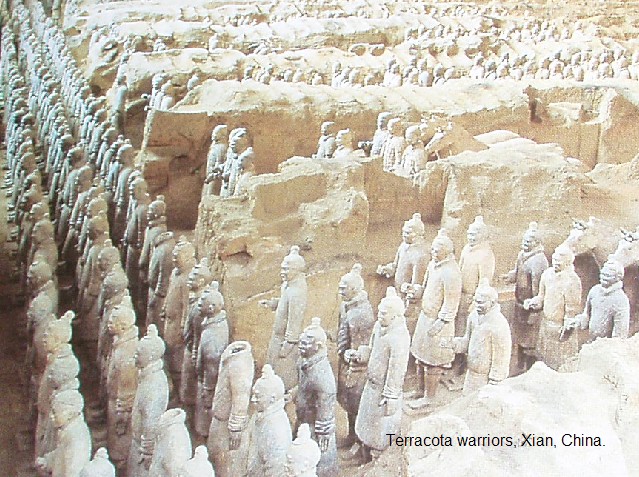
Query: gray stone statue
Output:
[[315, 121, 336, 160], [377, 212, 429, 297], [162, 237, 196, 394], [180, 258, 213, 412], [106, 303, 139, 470], [524, 245, 582, 370], [80, 448, 116, 477], [336, 264, 374, 451], [571, 258, 630, 342], [208, 341, 254, 477], [353, 287, 410, 462], [127, 325, 169, 477], [295, 318, 338, 477], [502, 221, 548, 371], [195, 283, 230, 437], [261, 246, 307, 391], [202, 124, 228, 196], [286, 424, 321, 477], [145, 230, 175, 330], [407, 229, 462, 409], [453, 279, 512, 394], [178, 446, 214, 477], [370, 112, 392, 157], [148, 409, 192, 477], [36, 390, 91, 477], [247, 365, 292, 477]]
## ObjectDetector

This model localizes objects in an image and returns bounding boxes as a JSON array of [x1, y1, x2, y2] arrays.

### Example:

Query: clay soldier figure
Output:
[[524, 245, 582, 370], [76, 213, 111, 363], [27, 260, 59, 316], [400, 125, 427, 176], [407, 229, 462, 409], [382, 118, 405, 172], [145, 228, 175, 330], [162, 237, 196, 394], [124, 178, 151, 319], [97, 267, 129, 397], [202, 124, 228, 196], [247, 365, 292, 477], [80, 448, 116, 477], [315, 121, 337, 160], [377, 213, 429, 302], [106, 303, 139, 471], [295, 318, 338, 477], [332, 129, 354, 160], [35, 312, 77, 459], [286, 424, 321, 477], [352, 287, 410, 461], [28, 218, 58, 282], [453, 279, 512, 394], [148, 409, 192, 477], [112, 144, 136, 245], [112, 75, 128, 135], [260, 245, 308, 391], [502, 222, 549, 371], [451, 216, 495, 387], [208, 341, 254, 477], [195, 283, 230, 437], [180, 259, 212, 411], [371, 112, 392, 157], [570, 259, 630, 342], [36, 390, 91, 477], [179, 446, 214, 477], [220, 128, 250, 198], [138, 195, 168, 297], [127, 325, 169, 477], [336, 264, 375, 451], [458, 216, 496, 335]]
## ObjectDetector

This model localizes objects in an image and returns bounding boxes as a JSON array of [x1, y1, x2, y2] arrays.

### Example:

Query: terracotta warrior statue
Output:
[[382, 118, 405, 172], [295, 318, 338, 477], [371, 112, 392, 157], [80, 448, 116, 477], [208, 341, 254, 477], [138, 195, 168, 320], [247, 365, 292, 477], [406, 229, 461, 409], [162, 237, 196, 394], [353, 287, 410, 462], [36, 390, 91, 477], [123, 177, 151, 319], [377, 213, 429, 299], [332, 129, 355, 160], [453, 279, 512, 394], [315, 121, 337, 160], [261, 245, 308, 391], [502, 222, 548, 371], [452, 216, 495, 386], [127, 325, 169, 477], [179, 446, 214, 477], [202, 124, 228, 197], [180, 258, 213, 414], [148, 409, 192, 477], [524, 244, 582, 370], [106, 302, 139, 471], [286, 424, 321, 477], [195, 283, 230, 437], [570, 258, 630, 342], [336, 264, 375, 451], [145, 231, 175, 329]]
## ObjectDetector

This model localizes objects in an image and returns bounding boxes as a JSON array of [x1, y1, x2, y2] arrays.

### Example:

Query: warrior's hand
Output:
[[380, 397, 399, 416], [318, 434, 330, 452], [258, 298, 278, 310], [229, 430, 242, 450], [523, 297, 542, 311], [427, 318, 445, 337], [279, 341, 295, 358]]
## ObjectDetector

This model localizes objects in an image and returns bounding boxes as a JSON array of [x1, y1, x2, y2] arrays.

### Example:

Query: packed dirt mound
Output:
[[396, 336, 639, 477]]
